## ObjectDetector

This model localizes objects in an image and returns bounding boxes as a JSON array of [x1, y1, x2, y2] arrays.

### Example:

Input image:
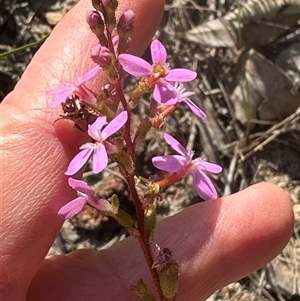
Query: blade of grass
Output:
[[0, 34, 49, 60]]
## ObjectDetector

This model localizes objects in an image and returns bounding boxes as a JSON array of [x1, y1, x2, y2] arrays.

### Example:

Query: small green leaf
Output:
[[131, 279, 157, 301], [110, 194, 120, 215], [144, 204, 157, 239], [159, 262, 179, 299], [114, 208, 135, 229]]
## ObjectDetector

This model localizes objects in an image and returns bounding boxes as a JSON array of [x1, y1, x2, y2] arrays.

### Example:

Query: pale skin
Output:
[[0, 0, 294, 300]]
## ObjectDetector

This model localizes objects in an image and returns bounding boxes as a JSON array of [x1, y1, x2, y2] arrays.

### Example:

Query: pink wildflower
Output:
[[118, 39, 197, 105], [65, 111, 128, 175], [152, 133, 222, 201], [46, 65, 101, 109], [58, 178, 113, 219]]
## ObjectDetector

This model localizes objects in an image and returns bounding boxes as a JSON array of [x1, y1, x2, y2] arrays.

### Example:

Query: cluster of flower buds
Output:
[[46, 0, 222, 300]]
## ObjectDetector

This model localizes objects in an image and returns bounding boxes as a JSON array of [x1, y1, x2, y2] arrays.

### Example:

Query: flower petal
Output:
[[101, 111, 128, 140], [68, 178, 94, 196], [87, 198, 113, 212], [88, 116, 107, 140], [92, 144, 108, 173], [153, 82, 177, 105], [182, 98, 207, 120], [191, 170, 218, 201], [163, 133, 188, 157], [75, 84, 97, 106], [46, 88, 73, 109], [78, 65, 101, 85], [180, 91, 194, 98], [46, 85, 72, 96], [193, 158, 222, 174], [166, 69, 197, 82], [152, 155, 186, 172], [65, 146, 94, 175], [119, 54, 152, 77], [58, 197, 87, 219], [151, 40, 167, 63]]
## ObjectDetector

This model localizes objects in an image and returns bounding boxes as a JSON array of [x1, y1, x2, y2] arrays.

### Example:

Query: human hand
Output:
[[0, 0, 294, 300]]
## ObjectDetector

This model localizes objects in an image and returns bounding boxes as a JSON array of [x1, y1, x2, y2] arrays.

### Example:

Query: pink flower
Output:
[[58, 178, 113, 219], [118, 39, 197, 105], [172, 83, 207, 120], [46, 65, 101, 109], [65, 111, 128, 175], [152, 133, 222, 201]]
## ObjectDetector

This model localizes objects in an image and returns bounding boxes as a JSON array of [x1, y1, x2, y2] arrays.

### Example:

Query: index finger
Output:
[[0, 0, 164, 297]]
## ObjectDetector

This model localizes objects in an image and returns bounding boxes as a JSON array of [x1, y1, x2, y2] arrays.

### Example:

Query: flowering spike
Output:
[[48, 7, 216, 296]]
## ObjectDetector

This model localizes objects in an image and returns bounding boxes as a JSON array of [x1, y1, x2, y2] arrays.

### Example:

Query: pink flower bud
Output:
[[118, 10, 135, 32], [91, 44, 112, 66], [86, 10, 102, 30], [86, 10, 108, 46], [116, 10, 135, 53]]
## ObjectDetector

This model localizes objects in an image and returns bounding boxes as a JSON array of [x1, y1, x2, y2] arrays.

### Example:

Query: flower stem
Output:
[[156, 171, 184, 188], [127, 171, 166, 300], [115, 81, 135, 160], [115, 71, 167, 300], [138, 236, 167, 301]]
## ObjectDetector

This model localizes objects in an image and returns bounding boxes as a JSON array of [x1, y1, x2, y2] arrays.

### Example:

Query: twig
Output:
[[186, 117, 197, 150], [240, 107, 300, 160], [223, 145, 239, 196]]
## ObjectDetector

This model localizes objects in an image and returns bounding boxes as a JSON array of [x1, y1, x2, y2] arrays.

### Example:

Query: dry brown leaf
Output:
[[185, 0, 300, 48], [231, 49, 300, 124]]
